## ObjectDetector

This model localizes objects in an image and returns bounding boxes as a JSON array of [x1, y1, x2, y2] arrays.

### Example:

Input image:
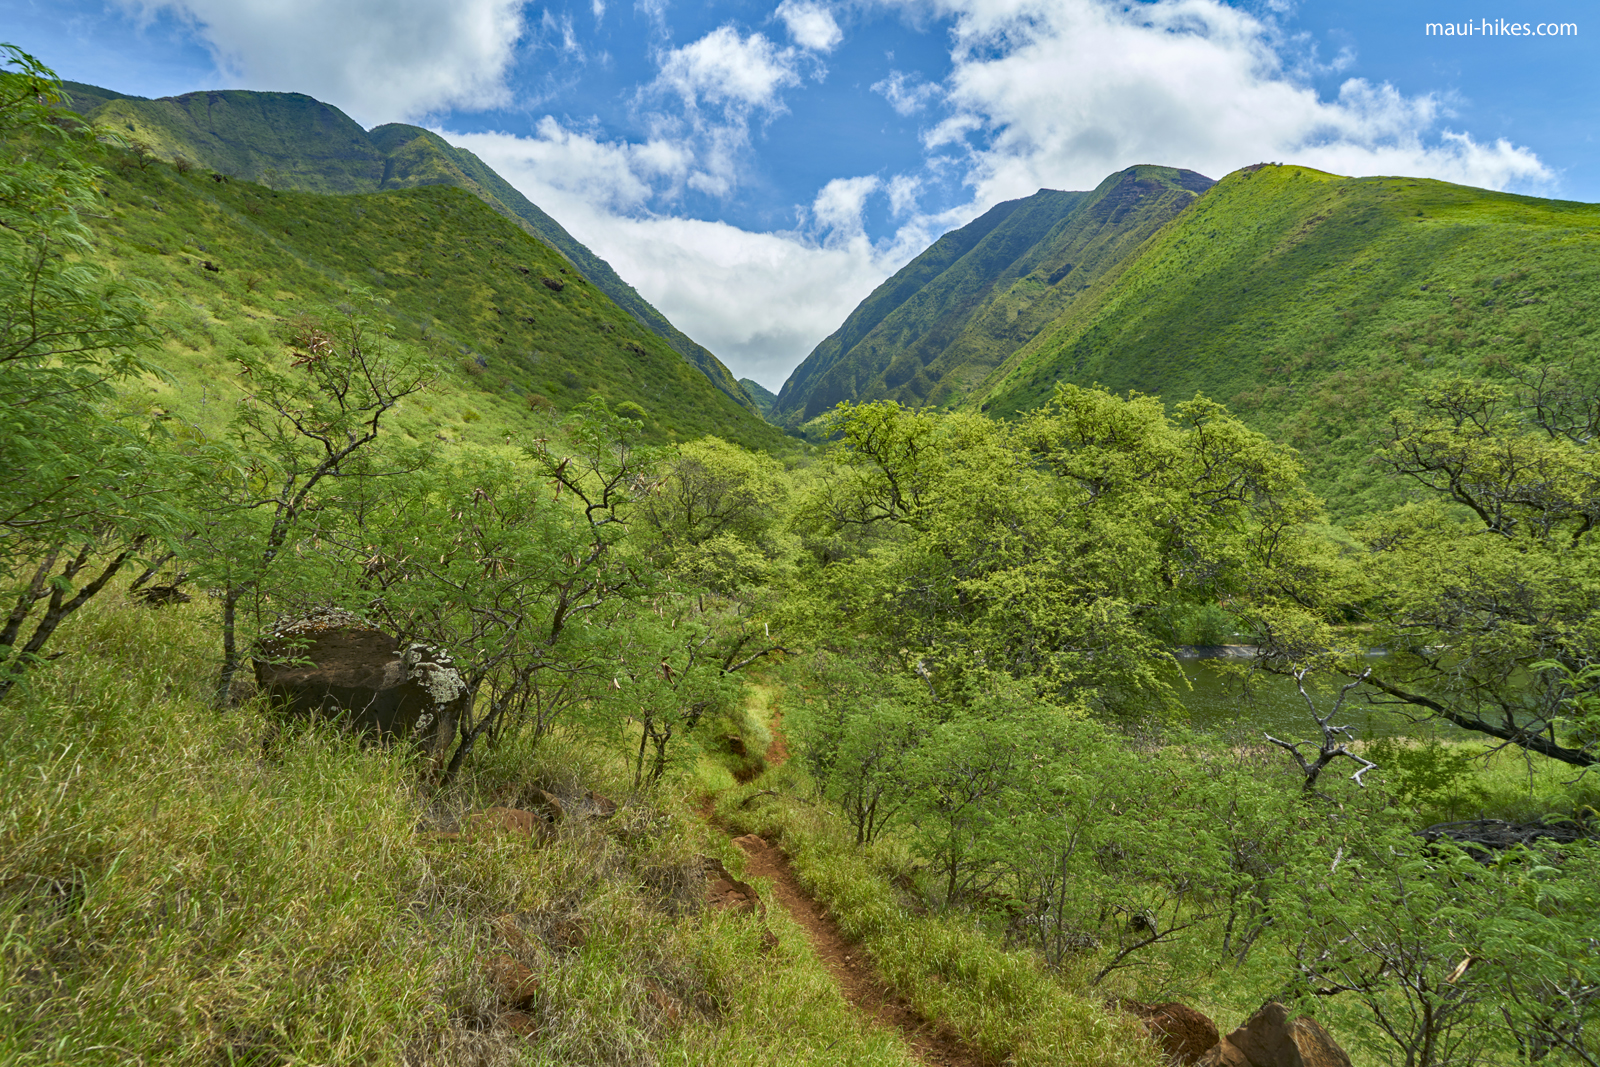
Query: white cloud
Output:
[[637, 26, 809, 197], [886, 174, 921, 216], [872, 69, 940, 115], [910, 0, 1549, 201], [810, 175, 881, 238], [775, 0, 843, 52], [653, 26, 800, 110], [445, 128, 938, 389], [118, 0, 525, 124]]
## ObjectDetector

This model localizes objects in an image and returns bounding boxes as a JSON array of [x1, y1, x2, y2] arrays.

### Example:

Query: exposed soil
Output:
[[732, 832, 985, 1067], [764, 707, 790, 767], [716, 696, 985, 1067]]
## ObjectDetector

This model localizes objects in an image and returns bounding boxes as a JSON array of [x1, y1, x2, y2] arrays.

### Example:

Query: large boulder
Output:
[[253, 608, 466, 760], [1121, 999, 1221, 1065], [1199, 1002, 1352, 1067]]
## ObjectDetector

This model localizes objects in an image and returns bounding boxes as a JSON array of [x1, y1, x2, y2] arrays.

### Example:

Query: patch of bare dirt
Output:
[[731, 832, 984, 1067]]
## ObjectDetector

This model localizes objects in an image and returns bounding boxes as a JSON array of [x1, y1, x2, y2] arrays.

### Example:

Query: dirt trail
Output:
[[722, 700, 985, 1067]]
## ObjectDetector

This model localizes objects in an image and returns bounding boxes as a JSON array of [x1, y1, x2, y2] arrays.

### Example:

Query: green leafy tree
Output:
[[797, 387, 1321, 716], [0, 47, 183, 698], [182, 301, 432, 704], [349, 399, 656, 781], [1276, 376, 1600, 766]]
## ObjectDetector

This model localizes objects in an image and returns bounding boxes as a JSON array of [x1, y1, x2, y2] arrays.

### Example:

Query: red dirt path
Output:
[[719, 702, 985, 1067]]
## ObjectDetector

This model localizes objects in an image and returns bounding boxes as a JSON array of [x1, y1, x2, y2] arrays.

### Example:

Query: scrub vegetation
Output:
[[4, 49, 1599, 1067]]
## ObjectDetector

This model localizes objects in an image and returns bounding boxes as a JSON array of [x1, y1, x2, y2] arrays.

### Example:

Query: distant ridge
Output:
[[737, 378, 778, 418], [973, 163, 1600, 513], [772, 165, 1214, 426], [64, 82, 759, 415]]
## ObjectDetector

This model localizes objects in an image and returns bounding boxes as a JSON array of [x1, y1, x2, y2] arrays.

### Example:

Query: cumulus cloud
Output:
[[653, 26, 800, 110], [638, 26, 808, 196], [914, 0, 1549, 201], [117, 0, 525, 124], [872, 69, 940, 115], [810, 175, 882, 237], [886, 174, 922, 216], [775, 0, 843, 52]]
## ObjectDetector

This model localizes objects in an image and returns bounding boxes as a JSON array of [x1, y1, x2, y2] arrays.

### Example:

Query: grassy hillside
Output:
[[90, 157, 783, 450], [976, 164, 1600, 514], [738, 378, 778, 417], [69, 83, 760, 414], [771, 166, 1212, 426]]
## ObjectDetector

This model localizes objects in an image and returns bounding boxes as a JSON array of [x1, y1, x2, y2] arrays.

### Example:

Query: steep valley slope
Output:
[[975, 164, 1600, 514], [62, 80, 759, 414], [89, 158, 783, 451], [772, 165, 1214, 426]]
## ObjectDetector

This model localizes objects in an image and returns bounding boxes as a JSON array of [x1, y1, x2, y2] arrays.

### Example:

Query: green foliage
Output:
[[1367, 736, 1489, 816], [979, 164, 1600, 516], [720, 775, 1153, 1067], [0, 47, 192, 697], [1261, 374, 1600, 766], [0, 591, 920, 1067], [775, 166, 1211, 426], [795, 388, 1320, 715]]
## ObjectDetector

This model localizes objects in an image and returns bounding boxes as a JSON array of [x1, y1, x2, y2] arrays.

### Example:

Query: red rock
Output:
[[644, 982, 682, 1026], [1209, 1003, 1352, 1067], [500, 1010, 539, 1038], [467, 807, 550, 843], [1122, 999, 1221, 1065], [528, 788, 565, 824], [701, 856, 764, 916], [1198, 1038, 1251, 1067]]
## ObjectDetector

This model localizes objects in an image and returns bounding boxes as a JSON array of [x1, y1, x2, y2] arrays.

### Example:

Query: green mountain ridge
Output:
[[88, 151, 782, 452], [974, 163, 1600, 513], [771, 165, 1214, 426], [737, 377, 778, 417], [63, 81, 760, 416]]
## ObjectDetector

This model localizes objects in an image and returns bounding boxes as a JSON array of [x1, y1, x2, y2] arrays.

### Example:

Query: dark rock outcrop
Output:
[[253, 608, 465, 760], [1199, 1002, 1352, 1067]]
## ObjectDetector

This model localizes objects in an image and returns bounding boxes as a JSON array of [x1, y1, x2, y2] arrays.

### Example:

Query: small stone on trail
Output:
[[701, 856, 764, 916]]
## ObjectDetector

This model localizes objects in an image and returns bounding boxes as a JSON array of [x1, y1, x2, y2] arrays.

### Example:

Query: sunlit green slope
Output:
[[66, 82, 760, 414], [92, 159, 783, 450], [977, 164, 1600, 513], [771, 165, 1212, 426]]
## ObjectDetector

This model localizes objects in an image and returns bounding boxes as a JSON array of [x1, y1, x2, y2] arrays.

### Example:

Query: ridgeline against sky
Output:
[[11, 0, 1592, 387]]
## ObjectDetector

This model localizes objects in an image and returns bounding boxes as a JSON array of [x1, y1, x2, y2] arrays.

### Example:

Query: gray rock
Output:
[[253, 609, 465, 761]]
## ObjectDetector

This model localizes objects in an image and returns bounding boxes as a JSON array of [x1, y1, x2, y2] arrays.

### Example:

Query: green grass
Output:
[[712, 680, 1156, 1067], [977, 164, 1600, 516], [0, 591, 925, 1065], [88, 157, 786, 451]]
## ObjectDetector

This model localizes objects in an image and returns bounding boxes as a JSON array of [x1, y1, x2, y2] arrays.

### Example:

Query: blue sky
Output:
[[4, 0, 1593, 388]]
